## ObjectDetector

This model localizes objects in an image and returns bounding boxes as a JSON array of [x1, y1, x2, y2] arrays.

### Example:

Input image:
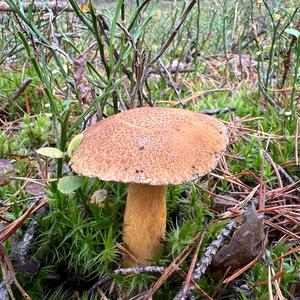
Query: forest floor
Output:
[[0, 0, 299, 299]]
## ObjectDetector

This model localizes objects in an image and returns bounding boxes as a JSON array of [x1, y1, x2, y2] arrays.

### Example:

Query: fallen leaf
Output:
[[229, 54, 258, 85], [72, 45, 95, 105], [18, 255, 40, 276], [24, 182, 46, 197], [0, 159, 15, 186], [214, 195, 238, 212], [209, 205, 265, 279], [90, 189, 109, 207], [9, 155, 32, 163]]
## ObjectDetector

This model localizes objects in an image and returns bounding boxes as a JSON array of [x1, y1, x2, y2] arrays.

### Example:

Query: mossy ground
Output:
[[0, 0, 299, 299]]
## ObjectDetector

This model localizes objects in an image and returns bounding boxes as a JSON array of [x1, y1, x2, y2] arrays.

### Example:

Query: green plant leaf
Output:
[[284, 28, 300, 38], [36, 147, 63, 158], [67, 134, 84, 158], [57, 175, 82, 194]]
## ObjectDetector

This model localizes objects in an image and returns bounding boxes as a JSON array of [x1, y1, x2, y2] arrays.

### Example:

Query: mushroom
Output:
[[70, 107, 228, 266]]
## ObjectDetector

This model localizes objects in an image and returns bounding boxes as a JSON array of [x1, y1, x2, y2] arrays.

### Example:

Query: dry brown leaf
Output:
[[72, 44, 96, 105], [24, 182, 46, 197], [209, 205, 265, 279], [90, 189, 110, 207], [214, 195, 238, 212], [229, 54, 258, 85], [0, 159, 15, 186]]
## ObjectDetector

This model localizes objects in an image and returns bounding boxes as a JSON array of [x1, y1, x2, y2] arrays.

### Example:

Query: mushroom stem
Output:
[[122, 183, 167, 267]]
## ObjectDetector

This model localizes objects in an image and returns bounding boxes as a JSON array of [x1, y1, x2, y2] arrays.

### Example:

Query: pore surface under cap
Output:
[[70, 107, 228, 185]]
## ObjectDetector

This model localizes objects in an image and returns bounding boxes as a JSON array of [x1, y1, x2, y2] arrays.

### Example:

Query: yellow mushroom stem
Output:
[[122, 183, 167, 267]]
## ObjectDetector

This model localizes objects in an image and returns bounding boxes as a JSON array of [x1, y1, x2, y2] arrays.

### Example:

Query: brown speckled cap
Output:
[[70, 107, 228, 185]]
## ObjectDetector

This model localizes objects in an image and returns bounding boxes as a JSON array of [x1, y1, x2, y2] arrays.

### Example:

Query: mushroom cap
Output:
[[70, 107, 228, 185]]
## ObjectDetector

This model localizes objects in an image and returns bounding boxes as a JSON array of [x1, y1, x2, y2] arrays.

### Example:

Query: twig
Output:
[[181, 88, 232, 104], [0, 200, 48, 298], [158, 88, 232, 106], [275, 164, 297, 187], [220, 185, 260, 219], [0, 244, 31, 300], [131, 236, 197, 300], [174, 230, 205, 300], [54, 32, 81, 39], [2, 34, 79, 59], [264, 152, 299, 190], [273, 244, 300, 262], [97, 15, 131, 78], [0, 199, 47, 243], [255, 270, 285, 286], [240, 30, 267, 50], [114, 266, 165, 275], [148, 68, 194, 75], [137, 0, 197, 102], [265, 220, 300, 240], [0, 263, 14, 300], [87, 275, 112, 295], [0, 2, 73, 12], [117, 244, 140, 266], [11, 78, 32, 101], [192, 221, 237, 280], [97, 288, 109, 300], [158, 59, 185, 108], [270, 267, 284, 300], [173, 221, 237, 299], [158, 59, 180, 97], [267, 262, 274, 300], [264, 152, 283, 188], [176, 269, 212, 300], [2, 44, 25, 57], [200, 107, 236, 115], [280, 22, 299, 88], [148, 0, 197, 66], [10, 205, 48, 270], [258, 82, 278, 108]]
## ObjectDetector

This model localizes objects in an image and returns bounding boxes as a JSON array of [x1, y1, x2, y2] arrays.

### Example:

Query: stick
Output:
[[11, 78, 32, 101], [177, 231, 205, 300], [114, 266, 165, 275], [173, 221, 237, 299], [264, 152, 299, 190], [200, 107, 235, 115], [148, 0, 197, 66], [0, 200, 48, 298], [158, 59, 185, 108], [137, 0, 197, 103], [10, 205, 48, 269], [87, 275, 112, 296], [0, 244, 31, 300], [0, 2, 73, 12], [258, 82, 278, 108], [148, 68, 194, 75]]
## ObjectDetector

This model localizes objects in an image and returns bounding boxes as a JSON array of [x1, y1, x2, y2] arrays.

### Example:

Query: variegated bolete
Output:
[[70, 107, 228, 266]]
